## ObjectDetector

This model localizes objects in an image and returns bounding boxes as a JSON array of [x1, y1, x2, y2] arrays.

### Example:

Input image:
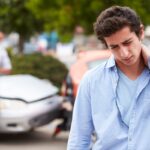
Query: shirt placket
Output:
[[128, 70, 150, 150], [112, 67, 128, 126], [128, 106, 135, 150]]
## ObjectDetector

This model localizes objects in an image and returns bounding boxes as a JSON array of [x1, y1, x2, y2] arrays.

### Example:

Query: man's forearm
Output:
[[0, 68, 11, 75]]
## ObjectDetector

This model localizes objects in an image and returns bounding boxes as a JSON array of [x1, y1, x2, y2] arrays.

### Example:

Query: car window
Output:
[[87, 59, 108, 69]]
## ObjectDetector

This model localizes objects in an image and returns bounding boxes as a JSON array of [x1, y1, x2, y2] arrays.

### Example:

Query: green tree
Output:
[[27, 0, 74, 42], [27, 0, 105, 41], [101, 0, 150, 26], [27, 0, 150, 41], [0, 0, 43, 53], [0, 0, 150, 48]]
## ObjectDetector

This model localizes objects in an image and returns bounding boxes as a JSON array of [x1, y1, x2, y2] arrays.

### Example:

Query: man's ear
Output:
[[139, 24, 145, 40]]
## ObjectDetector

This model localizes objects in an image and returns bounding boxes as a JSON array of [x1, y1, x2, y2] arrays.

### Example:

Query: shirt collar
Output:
[[105, 55, 116, 68], [105, 55, 150, 71]]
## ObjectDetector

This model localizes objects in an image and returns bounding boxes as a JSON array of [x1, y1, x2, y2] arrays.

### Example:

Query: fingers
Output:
[[141, 44, 150, 66]]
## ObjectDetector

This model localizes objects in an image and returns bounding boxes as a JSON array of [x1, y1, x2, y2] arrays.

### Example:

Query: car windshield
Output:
[[87, 59, 108, 69]]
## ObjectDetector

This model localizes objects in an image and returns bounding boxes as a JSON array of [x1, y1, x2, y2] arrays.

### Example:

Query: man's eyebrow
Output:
[[109, 44, 118, 49], [109, 37, 133, 48], [122, 38, 133, 43]]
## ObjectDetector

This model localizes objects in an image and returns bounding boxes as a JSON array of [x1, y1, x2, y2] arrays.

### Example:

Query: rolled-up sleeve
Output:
[[67, 73, 94, 150]]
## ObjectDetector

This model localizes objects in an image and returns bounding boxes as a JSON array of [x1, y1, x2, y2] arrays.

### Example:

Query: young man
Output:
[[67, 6, 150, 150]]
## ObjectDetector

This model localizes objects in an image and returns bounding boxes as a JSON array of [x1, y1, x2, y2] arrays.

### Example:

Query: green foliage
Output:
[[27, 0, 150, 40], [0, 0, 44, 53], [0, 0, 42, 37], [11, 53, 68, 89], [101, 0, 150, 26], [0, 0, 150, 43]]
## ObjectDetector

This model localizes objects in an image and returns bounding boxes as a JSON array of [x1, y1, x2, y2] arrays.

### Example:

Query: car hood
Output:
[[0, 74, 58, 102]]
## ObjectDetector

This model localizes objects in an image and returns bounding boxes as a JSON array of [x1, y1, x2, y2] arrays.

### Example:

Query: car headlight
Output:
[[0, 99, 27, 110]]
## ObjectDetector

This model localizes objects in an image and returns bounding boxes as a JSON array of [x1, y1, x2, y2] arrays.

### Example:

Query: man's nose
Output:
[[120, 46, 129, 58]]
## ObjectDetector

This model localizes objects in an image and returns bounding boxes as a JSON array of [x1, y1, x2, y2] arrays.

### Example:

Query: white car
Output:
[[0, 74, 63, 133]]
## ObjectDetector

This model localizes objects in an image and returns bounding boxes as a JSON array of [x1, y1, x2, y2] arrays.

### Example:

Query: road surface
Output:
[[0, 120, 69, 150]]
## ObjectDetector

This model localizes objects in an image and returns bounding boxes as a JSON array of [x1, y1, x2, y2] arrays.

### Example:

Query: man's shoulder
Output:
[[82, 60, 109, 82]]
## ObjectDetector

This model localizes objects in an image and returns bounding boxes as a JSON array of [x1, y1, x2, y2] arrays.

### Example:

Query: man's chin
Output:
[[116, 60, 135, 67]]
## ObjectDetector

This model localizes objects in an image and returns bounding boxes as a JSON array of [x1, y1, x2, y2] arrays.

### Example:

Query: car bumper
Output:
[[0, 95, 63, 133]]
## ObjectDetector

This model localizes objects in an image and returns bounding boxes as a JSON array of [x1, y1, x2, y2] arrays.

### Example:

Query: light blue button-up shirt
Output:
[[67, 55, 150, 150]]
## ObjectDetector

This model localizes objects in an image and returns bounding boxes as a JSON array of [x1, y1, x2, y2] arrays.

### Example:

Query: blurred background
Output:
[[0, 0, 150, 150]]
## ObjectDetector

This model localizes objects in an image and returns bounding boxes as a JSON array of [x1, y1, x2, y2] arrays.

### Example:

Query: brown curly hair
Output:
[[93, 6, 142, 46]]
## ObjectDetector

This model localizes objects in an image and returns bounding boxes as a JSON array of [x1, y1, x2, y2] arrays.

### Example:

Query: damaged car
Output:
[[0, 74, 63, 133]]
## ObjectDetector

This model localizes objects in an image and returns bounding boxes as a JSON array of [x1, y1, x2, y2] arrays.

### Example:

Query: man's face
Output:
[[104, 26, 144, 67]]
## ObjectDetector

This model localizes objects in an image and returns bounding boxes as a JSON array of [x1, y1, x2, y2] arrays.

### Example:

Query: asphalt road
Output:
[[0, 120, 69, 150]]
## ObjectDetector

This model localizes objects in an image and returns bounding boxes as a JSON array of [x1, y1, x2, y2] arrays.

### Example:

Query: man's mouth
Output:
[[123, 56, 133, 62]]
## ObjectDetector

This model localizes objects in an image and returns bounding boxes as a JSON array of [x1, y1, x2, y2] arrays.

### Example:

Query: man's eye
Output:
[[123, 41, 132, 45], [110, 46, 118, 49]]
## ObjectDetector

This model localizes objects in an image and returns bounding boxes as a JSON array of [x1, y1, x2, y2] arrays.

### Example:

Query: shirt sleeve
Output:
[[67, 73, 94, 150], [0, 48, 12, 69]]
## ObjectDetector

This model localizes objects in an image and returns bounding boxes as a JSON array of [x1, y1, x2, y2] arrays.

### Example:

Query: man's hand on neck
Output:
[[141, 44, 150, 66]]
